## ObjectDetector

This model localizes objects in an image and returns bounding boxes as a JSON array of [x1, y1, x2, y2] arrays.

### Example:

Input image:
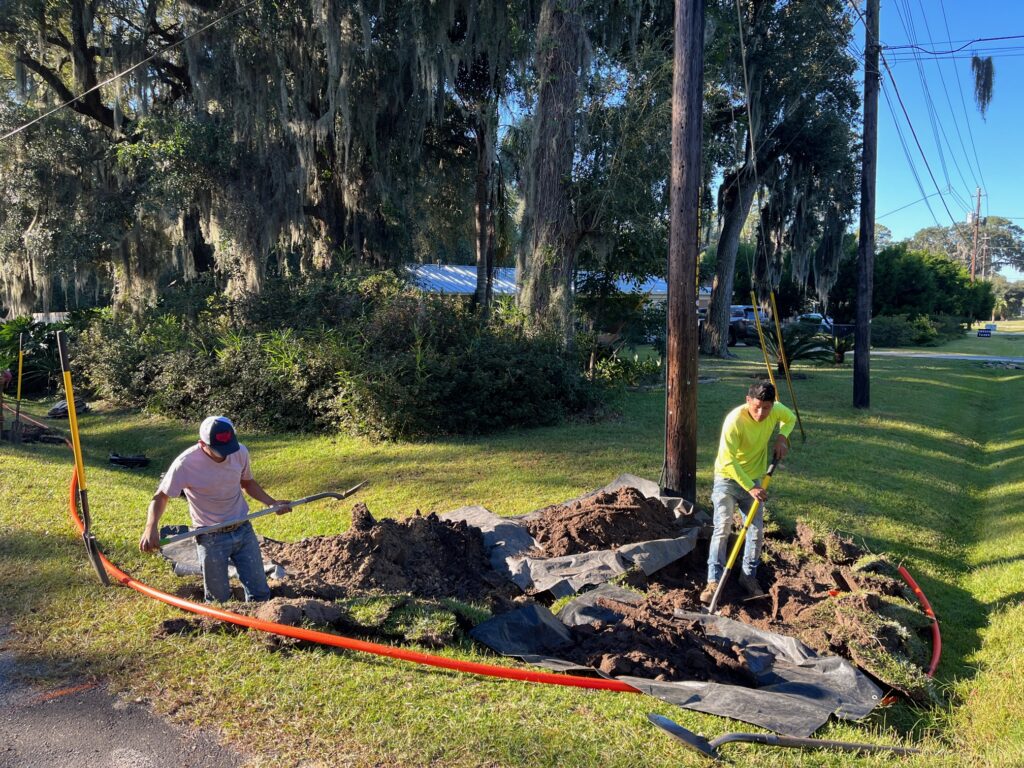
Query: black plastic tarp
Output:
[[470, 586, 882, 737]]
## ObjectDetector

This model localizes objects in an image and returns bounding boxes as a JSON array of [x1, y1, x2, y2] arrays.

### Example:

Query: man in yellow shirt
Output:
[[700, 381, 795, 604]]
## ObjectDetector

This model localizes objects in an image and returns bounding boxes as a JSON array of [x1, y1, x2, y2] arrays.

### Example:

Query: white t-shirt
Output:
[[157, 443, 253, 528]]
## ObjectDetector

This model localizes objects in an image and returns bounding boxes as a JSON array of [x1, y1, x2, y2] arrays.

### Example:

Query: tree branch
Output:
[[18, 53, 126, 133]]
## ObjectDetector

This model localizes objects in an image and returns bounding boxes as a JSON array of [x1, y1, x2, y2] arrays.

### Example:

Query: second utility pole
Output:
[[854, 0, 880, 410], [971, 186, 982, 281]]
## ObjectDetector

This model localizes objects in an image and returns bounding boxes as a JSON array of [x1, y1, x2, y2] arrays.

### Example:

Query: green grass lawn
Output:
[[868, 318, 1024, 358], [1, 350, 1022, 767]]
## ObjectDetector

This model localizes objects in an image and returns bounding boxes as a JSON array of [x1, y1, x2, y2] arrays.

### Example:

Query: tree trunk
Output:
[[518, 0, 586, 345], [702, 166, 757, 356], [473, 105, 497, 316]]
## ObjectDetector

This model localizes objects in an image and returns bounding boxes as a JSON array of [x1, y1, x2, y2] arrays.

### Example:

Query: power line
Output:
[[892, 0, 984, 221], [880, 80, 943, 229], [884, 33, 1024, 54], [1, 0, 258, 143], [879, 54, 973, 248], [913, 0, 983, 195], [887, 49, 1024, 63], [936, 0, 989, 217], [913, 0, 981, 197], [876, 191, 944, 219]]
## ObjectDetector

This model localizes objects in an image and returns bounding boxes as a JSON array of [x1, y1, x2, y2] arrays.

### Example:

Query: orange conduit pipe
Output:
[[58, 468, 637, 694], [8, 402, 940, 691], [896, 565, 942, 677]]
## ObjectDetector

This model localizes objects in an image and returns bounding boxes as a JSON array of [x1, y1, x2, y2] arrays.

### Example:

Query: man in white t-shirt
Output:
[[139, 416, 291, 602]]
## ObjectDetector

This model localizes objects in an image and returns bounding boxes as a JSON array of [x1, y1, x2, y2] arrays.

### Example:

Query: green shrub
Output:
[[870, 315, 917, 347], [75, 313, 169, 404], [909, 315, 938, 346], [74, 275, 602, 438], [0, 316, 65, 394], [930, 314, 967, 341], [593, 354, 662, 387], [325, 304, 600, 439], [869, 314, 946, 347]]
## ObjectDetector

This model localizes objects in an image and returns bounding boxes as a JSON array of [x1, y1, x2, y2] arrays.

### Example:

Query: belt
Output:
[[207, 520, 247, 535]]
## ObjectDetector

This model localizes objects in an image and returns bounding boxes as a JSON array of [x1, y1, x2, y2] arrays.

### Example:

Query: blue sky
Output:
[[868, 0, 1024, 279]]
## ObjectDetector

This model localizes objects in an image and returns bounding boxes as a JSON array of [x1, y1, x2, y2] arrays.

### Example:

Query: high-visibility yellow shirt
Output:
[[713, 402, 796, 491]]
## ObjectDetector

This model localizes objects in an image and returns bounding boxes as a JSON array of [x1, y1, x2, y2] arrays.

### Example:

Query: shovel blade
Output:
[[83, 533, 110, 586], [647, 714, 720, 760]]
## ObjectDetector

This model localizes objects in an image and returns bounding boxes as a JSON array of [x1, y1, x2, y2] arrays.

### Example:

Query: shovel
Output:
[[647, 713, 920, 761], [705, 462, 776, 614], [57, 331, 109, 586], [159, 480, 368, 547]]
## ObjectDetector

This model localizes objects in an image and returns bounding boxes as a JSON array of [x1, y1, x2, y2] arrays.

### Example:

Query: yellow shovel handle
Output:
[[723, 468, 774, 571], [56, 332, 87, 492]]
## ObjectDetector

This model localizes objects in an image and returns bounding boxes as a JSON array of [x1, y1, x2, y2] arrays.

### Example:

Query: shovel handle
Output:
[[707, 463, 776, 614], [159, 480, 368, 546]]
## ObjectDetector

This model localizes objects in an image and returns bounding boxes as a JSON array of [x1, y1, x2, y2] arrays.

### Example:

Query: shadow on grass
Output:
[[0, 530, 94, 622]]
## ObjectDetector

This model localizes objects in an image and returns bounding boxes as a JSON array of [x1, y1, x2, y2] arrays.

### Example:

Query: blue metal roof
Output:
[[406, 265, 518, 295], [406, 265, 709, 298]]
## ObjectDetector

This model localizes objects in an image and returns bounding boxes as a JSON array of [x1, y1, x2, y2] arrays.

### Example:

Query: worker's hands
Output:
[[139, 523, 161, 553], [748, 486, 768, 503], [773, 434, 790, 461], [273, 499, 293, 515]]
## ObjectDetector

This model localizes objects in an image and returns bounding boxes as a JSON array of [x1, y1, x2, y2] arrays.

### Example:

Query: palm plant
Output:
[[761, 323, 833, 374], [832, 334, 855, 364]]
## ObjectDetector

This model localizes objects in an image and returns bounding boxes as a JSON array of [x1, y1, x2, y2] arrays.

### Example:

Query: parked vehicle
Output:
[[728, 305, 769, 346], [797, 313, 834, 333]]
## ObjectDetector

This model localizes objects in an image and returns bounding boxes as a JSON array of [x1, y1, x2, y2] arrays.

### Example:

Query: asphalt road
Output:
[[0, 629, 243, 768]]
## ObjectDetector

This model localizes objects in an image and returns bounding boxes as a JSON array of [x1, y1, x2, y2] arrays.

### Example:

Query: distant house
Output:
[[31, 312, 69, 324], [406, 265, 710, 307]]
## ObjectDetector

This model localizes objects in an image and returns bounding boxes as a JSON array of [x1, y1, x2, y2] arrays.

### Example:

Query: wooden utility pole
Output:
[[854, 0, 879, 410], [971, 187, 982, 281], [664, 0, 704, 500]]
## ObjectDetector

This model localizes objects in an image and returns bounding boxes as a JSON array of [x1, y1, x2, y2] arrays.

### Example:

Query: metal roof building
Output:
[[406, 265, 709, 303]]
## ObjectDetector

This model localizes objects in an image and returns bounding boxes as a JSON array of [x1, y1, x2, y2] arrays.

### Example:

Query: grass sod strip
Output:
[[0, 351, 1020, 767]]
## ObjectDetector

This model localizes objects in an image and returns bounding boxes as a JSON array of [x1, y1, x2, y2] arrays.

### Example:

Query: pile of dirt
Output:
[[262, 503, 508, 601], [524, 523, 931, 696], [625, 521, 934, 699], [562, 590, 755, 685], [525, 486, 683, 557]]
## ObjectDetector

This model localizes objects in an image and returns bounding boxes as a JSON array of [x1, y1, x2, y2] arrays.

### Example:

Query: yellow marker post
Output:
[[769, 291, 805, 442], [56, 331, 109, 586], [706, 463, 777, 614], [749, 291, 777, 391], [12, 332, 24, 443]]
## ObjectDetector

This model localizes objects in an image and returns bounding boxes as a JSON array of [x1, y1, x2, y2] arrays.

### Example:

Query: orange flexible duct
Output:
[[7, 401, 940, 692], [896, 565, 942, 677], [61, 467, 637, 694]]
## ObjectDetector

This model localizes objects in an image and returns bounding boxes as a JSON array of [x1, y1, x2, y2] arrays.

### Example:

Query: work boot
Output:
[[699, 581, 719, 605], [738, 572, 765, 598]]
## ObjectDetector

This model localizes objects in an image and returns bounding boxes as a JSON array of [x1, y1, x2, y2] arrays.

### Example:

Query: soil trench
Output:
[[170, 492, 930, 697]]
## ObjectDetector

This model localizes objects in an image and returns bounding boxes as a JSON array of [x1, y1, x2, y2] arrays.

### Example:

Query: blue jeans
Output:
[[195, 522, 270, 603], [707, 476, 763, 583]]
